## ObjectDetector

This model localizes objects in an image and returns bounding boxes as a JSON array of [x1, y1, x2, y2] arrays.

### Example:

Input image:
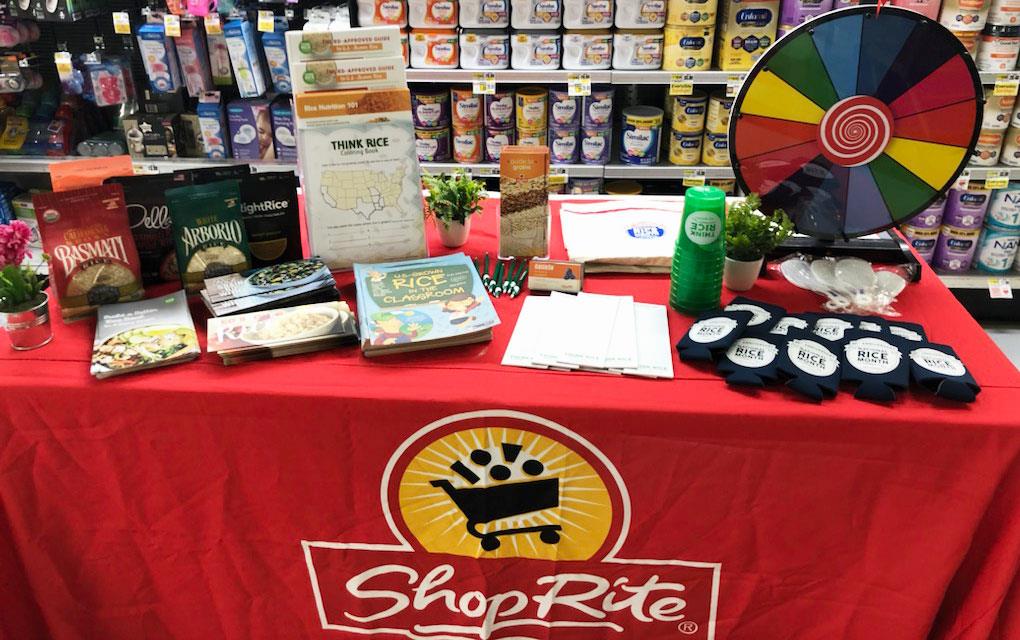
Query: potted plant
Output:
[[0, 220, 51, 350], [423, 170, 487, 248], [724, 194, 794, 291]]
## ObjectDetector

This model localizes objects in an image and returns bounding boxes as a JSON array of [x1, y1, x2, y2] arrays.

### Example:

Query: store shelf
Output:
[[0, 156, 297, 174], [602, 163, 736, 179], [421, 162, 602, 177], [937, 271, 1006, 290], [937, 270, 1019, 320], [405, 69, 612, 83], [610, 70, 740, 85], [964, 165, 1020, 180]]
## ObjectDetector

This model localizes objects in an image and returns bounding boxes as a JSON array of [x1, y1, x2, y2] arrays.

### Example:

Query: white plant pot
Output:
[[437, 217, 472, 248], [724, 256, 764, 292]]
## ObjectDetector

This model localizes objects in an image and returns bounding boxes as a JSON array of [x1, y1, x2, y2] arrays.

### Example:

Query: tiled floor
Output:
[[984, 323, 1020, 371]]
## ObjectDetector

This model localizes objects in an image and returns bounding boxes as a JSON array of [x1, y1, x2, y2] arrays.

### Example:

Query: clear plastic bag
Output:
[[774, 254, 911, 317]]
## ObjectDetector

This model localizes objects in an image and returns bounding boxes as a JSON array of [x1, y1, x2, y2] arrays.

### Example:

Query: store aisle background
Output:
[[986, 324, 1020, 369]]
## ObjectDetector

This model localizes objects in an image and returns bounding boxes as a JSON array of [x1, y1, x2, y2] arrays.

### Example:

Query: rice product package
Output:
[[238, 172, 303, 267], [34, 184, 145, 320], [173, 163, 252, 185], [167, 180, 252, 293], [105, 174, 187, 286]]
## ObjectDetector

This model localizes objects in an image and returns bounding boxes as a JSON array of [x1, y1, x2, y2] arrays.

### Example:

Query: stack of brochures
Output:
[[200, 258, 339, 317], [502, 292, 674, 378]]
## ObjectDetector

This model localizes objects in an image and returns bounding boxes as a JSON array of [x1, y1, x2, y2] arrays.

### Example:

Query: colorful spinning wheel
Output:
[[729, 6, 982, 239]]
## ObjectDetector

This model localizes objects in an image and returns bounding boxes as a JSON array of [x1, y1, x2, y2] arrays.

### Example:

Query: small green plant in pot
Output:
[[423, 170, 487, 249], [724, 193, 794, 291], [0, 220, 52, 350]]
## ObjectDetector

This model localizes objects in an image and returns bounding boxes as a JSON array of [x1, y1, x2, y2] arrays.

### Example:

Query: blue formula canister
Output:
[[620, 105, 663, 165], [975, 223, 1020, 273]]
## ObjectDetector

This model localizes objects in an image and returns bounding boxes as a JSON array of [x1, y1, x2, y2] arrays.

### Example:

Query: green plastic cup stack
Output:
[[670, 185, 726, 314]]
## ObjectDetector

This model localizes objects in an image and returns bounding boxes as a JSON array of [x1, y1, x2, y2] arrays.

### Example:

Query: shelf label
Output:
[[472, 72, 495, 95], [568, 72, 591, 97], [994, 73, 1020, 97], [112, 11, 131, 34], [131, 162, 160, 175], [257, 10, 275, 32], [53, 51, 72, 82], [682, 168, 707, 187], [474, 165, 499, 176], [548, 167, 568, 186], [953, 169, 970, 191], [669, 73, 694, 96], [204, 14, 222, 35], [988, 277, 1013, 299], [725, 74, 745, 97], [164, 14, 181, 38], [985, 169, 1010, 190]]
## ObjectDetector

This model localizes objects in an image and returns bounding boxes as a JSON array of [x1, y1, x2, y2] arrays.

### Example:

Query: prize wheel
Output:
[[729, 6, 982, 240]]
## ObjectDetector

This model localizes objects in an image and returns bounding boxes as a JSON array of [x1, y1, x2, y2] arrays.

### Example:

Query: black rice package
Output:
[[676, 310, 753, 362], [167, 180, 251, 293], [840, 330, 910, 402], [908, 343, 980, 402], [769, 314, 811, 336], [888, 321, 927, 343], [717, 332, 783, 387], [777, 329, 841, 402], [174, 163, 251, 185], [807, 313, 858, 342], [724, 297, 785, 333], [105, 174, 188, 286], [238, 172, 302, 268]]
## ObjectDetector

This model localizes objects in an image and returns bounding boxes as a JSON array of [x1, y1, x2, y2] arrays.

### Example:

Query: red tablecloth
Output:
[[2, 198, 1019, 640]]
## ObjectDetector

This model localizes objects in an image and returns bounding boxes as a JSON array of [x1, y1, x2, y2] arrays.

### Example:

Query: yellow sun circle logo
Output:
[[398, 426, 613, 561]]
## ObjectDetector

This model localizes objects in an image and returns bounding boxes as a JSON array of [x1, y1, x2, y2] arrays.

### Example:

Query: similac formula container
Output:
[[669, 130, 702, 165], [409, 29, 459, 67], [975, 223, 1020, 271], [945, 187, 992, 228], [452, 126, 483, 162], [415, 126, 452, 161], [983, 93, 1015, 130], [706, 90, 733, 133], [408, 0, 459, 27], [1002, 124, 1020, 165], [901, 224, 941, 263], [908, 198, 947, 229], [511, 0, 562, 28], [620, 105, 663, 165], [563, 0, 614, 28], [616, 0, 667, 27], [667, 0, 718, 25], [451, 86, 484, 127], [613, 29, 664, 69], [779, 0, 833, 26], [670, 90, 707, 132], [933, 225, 983, 271], [459, 29, 510, 68], [568, 176, 603, 193], [989, 0, 1020, 24], [562, 30, 613, 68], [940, 0, 991, 31], [663, 25, 714, 70], [890, 0, 940, 19], [702, 130, 730, 165], [518, 126, 548, 146], [485, 89, 515, 126], [549, 125, 580, 163], [580, 126, 612, 164], [549, 88, 580, 126], [511, 30, 562, 68], [459, 0, 510, 27], [988, 185, 1020, 228], [581, 86, 614, 127], [358, 0, 408, 26], [951, 29, 982, 55], [972, 128, 1005, 165], [516, 86, 549, 129], [976, 24, 1020, 70], [411, 88, 451, 128], [485, 126, 515, 161]]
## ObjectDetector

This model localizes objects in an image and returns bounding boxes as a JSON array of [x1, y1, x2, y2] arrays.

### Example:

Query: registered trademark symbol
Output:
[[678, 621, 699, 634]]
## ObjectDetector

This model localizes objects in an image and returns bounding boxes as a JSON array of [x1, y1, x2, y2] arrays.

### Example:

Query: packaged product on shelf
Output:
[[294, 88, 426, 268], [620, 105, 663, 165], [401, 28, 411, 64], [945, 187, 991, 228], [702, 130, 730, 165], [516, 86, 548, 129], [563, 0, 614, 28], [950, 28, 982, 55], [224, 19, 268, 98], [616, 0, 667, 27], [459, 29, 511, 68], [716, 0, 779, 70], [82, 55, 134, 107], [167, 180, 252, 292], [988, 185, 1020, 228], [207, 32, 234, 86], [176, 21, 214, 98], [510, 30, 562, 68], [908, 197, 947, 229], [548, 88, 579, 126], [901, 224, 940, 263], [104, 174, 182, 286], [613, 29, 664, 69], [452, 126, 483, 161], [933, 225, 982, 271], [778, 0, 833, 27], [511, 0, 563, 28], [706, 89, 733, 133], [261, 19, 293, 94], [451, 86, 484, 126], [976, 24, 1020, 71], [411, 88, 452, 127], [196, 92, 229, 159], [549, 125, 580, 163], [989, 0, 1020, 25], [485, 89, 516, 126], [1002, 125, 1020, 165], [500, 145, 550, 258], [580, 125, 612, 164], [409, 28, 460, 67], [1014, 243, 1020, 272], [136, 23, 182, 93], [562, 29, 613, 68], [666, 0, 718, 25], [228, 99, 275, 161], [974, 223, 1020, 272], [174, 164, 252, 185], [408, 0, 459, 27], [285, 26, 404, 61], [122, 113, 183, 158], [983, 93, 1015, 130], [708, 178, 735, 194], [270, 98, 297, 162], [291, 56, 408, 94], [518, 126, 547, 146], [670, 90, 707, 132], [669, 130, 702, 164], [971, 128, 1005, 165], [177, 114, 205, 157], [581, 85, 614, 127], [485, 126, 516, 161], [238, 172, 303, 267], [940, 0, 990, 31], [459, 0, 511, 27], [568, 176, 603, 193], [415, 126, 452, 161], [357, 0, 409, 26], [890, 0, 940, 19], [663, 24, 713, 70]]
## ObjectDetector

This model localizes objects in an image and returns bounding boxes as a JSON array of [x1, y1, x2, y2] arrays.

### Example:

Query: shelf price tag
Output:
[[257, 10, 275, 32], [726, 74, 745, 98], [53, 51, 72, 82], [475, 165, 499, 176], [994, 73, 1020, 97], [112, 11, 131, 34], [682, 168, 707, 187], [953, 169, 971, 191], [548, 167, 568, 186], [988, 277, 1013, 299], [164, 14, 181, 38], [985, 169, 1011, 190], [669, 73, 695, 96], [204, 13, 222, 35], [131, 162, 160, 175], [472, 72, 496, 95], [568, 72, 591, 97]]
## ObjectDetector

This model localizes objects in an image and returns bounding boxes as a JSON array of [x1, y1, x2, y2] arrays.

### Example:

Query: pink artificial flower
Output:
[[0, 220, 32, 268]]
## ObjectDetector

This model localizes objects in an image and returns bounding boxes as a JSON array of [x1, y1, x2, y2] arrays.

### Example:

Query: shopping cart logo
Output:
[[301, 410, 721, 640]]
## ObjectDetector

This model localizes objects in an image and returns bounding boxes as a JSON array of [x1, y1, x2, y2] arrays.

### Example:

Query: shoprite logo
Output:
[[301, 410, 721, 639]]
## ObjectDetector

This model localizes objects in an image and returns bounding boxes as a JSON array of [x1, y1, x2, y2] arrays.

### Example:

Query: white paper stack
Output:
[[559, 198, 684, 273], [502, 292, 674, 379]]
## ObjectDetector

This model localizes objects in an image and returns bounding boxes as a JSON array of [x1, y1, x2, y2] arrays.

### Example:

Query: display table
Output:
[[2, 197, 1019, 640]]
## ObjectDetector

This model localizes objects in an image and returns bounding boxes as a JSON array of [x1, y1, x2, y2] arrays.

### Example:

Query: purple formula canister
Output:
[[933, 225, 982, 272], [906, 198, 947, 229], [779, 0, 834, 25], [484, 89, 515, 128], [549, 125, 580, 164], [485, 126, 515, 163], [581, 86, 614, 128], [944, 188, 991, 229], [580, 126, 612, 165], [415, 126, 451, 162], [900, 224, 940, 264], [549, 88, 580, 127], [411, 89, 451, 129]]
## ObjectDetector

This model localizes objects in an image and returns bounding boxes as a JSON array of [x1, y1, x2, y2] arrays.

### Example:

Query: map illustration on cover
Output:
[[354, 254, 499, 352]]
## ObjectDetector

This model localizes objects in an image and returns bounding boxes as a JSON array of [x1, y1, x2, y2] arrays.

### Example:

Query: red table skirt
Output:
[[1, 198, 1019, 640]]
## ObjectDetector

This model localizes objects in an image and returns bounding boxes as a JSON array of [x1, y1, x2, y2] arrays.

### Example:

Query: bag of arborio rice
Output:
[[167, 180, 252, 293], [34, 184, 145, 321]]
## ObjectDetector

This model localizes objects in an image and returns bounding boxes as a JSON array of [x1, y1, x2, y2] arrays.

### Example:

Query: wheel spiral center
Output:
[[818, 95, 893, 167]]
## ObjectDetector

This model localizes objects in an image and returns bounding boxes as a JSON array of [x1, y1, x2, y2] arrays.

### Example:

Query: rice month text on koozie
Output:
[[670, 185, 726, 314]]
